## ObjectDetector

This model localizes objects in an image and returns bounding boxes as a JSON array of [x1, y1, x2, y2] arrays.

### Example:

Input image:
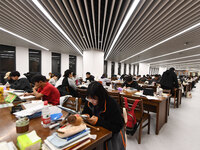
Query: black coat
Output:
[[122, 80, 142, 90], [86, 75, 95, 82], [160, 70, 178, 89], [10, 78, 32, 92], [82, 96, 124, 134]]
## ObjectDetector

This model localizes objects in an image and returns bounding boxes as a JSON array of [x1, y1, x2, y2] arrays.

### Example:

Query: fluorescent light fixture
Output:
[[121, 22, 200, 63], [131, 45, 200, 64], [105, 0, 140, 60], [32, 0, 83, 56], [0, 27, 49, 51], [150, 53, 200, 65]]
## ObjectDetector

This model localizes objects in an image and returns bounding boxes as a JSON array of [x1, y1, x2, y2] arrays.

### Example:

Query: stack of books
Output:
[[43, 128, 91, 150]]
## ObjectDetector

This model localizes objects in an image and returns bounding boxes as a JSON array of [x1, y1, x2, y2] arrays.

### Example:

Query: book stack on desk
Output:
[[43, 127, 91, 150]]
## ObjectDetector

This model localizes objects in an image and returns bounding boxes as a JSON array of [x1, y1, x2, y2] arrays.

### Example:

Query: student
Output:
[[149, 74, 161, 85], [100, 74, 111, 86], [49, 74, 59, 86], [25, 75, 60, 105], [160, 67, 179, 93], [10, 71, 32, 92], [82, 81, 125, 150], [122, 75, 142, 90], [4, 72, 15, 85], [58, 69, 77, 96], [85, 72, 95, 82]]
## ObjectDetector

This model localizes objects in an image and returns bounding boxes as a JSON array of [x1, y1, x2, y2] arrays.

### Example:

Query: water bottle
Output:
[[41, 101, 51, 128]]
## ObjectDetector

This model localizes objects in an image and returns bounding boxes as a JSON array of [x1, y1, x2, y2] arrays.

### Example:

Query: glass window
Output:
[[118, 63, 121, 75], [133, 64, 135, 75], [104, 61, 107, 75], [124, 64, 126, 74], [0, 45, 15, 83], [111, 62, 115, 77], [137, 64, 139, 75], [129, 64, 131, 75], [69, 55, 76, 74], [52, 52, 61, 75], [29, 49, 41, 74]]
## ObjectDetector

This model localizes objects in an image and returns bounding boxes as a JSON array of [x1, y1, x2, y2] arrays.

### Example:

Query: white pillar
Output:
[[126, 64, 129, 74], [83, 50, 104, 80], [159, 66, 167, 75], [41, 50, 51, 77], [107, 61, 112, 78], [61, 53, 69, 76], [139, 63, 150, 76], [77, 55, 83, 78], [121, 63, 124, 75], [16, 47, 29, 75], [114, 62, 118, 75]]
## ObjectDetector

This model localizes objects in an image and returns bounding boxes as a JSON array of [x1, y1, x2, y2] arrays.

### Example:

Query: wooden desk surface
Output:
[[0, 100, 112, 149]]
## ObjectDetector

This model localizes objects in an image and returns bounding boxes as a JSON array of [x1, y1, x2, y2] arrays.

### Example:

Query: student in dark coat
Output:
[[10, 71, 32, 92], [85, 72, 95, 82], [82, 81, 125, 150], [122, 75, 142, 90], [160, 67, 178, 93]]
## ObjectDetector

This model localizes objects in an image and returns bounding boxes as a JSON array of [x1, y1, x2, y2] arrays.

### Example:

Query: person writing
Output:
[[122, 75, 142, 90], [25, 75, 60, 105], [82, 81, 125, 150]]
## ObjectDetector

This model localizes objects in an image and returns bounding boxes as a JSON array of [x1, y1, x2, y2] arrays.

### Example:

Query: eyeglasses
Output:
[[85, 97, 98, 103]]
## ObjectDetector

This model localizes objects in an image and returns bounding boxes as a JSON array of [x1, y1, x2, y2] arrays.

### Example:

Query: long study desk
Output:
[[0, 99, 112, 150]]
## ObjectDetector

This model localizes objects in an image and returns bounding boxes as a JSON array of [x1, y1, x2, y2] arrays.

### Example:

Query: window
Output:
[[69, 55, 76, 74], [133, 64, 135, 75], [129, 64, 131, 75], [104, 61, 107, 75], [0, 45, 15, 83], [29, 49, 41, 74], [137, 64, 139, 75], [124, 64, 126, 74], [118, 63, 121, 75], [111, 62, 115, 77], [52, 52, 61, 75]]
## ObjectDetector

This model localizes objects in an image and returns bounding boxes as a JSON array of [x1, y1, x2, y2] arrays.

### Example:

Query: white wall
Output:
[[77, 55, 83, 78], [159, 66, 167, 75], [114, 62, 118, 75], [139, 63, 150, 76], [121, 63, 124, 75], [126, 64, 129, 74], [61, 53, 69, 76], [83, 50, 104, 80], [16, 46, 29, 76], [107, 61, 111, 78], [41, 50, 51, 77], [135, 65, 138, 75]]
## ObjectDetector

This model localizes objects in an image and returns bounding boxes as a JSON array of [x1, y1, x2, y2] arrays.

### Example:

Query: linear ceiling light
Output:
[[105, 0, 140, 60], [0, 27, 49, 50], [32, 0, 83, 56], [121, 22, 200, 63], [150, 53, 200, 65], [131, 45, 200, 64]]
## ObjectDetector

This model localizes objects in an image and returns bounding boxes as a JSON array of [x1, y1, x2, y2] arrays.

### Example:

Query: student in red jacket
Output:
[[25, 75, 60, 105]]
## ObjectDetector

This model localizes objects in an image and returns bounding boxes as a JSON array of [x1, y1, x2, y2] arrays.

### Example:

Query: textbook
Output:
[[47, 128, 90, 148]]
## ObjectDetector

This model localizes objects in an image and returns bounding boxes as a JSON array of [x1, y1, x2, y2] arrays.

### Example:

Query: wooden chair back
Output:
[[108, 91, 121, 107], [62, 97, 82, 112]]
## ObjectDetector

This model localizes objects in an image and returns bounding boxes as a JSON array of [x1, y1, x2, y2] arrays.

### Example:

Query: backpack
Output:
[[124, 97, 140, 135]]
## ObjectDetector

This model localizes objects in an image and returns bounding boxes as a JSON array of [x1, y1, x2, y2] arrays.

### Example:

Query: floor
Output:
[[126, 82, 200, 150]]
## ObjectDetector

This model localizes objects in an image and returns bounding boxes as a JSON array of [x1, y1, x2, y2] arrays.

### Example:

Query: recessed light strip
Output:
[[32, 0, 83, 56], [0, 27, 49, 51], [121, 22, 200, 63], [131, 45, 200, 64], [105, 0, 140, 60]]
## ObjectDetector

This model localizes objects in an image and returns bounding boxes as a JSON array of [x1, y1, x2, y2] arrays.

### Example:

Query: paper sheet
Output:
[[27, 130, 41, 143]]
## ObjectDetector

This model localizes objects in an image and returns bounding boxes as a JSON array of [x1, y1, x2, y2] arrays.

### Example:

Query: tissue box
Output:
[[17, 130, 41, 150]]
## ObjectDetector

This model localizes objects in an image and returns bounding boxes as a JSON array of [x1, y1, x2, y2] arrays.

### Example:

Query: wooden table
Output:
[[0, 102, 112, 150]]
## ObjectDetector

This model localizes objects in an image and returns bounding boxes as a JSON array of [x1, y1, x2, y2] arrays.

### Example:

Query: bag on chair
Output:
[[124, 97, 140, 135]]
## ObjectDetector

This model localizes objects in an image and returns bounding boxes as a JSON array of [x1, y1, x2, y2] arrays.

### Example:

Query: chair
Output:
[[62, 97, 82, 112], [120, 95, 150, 144], [77, 88, 87, 106], [108, 91, 122, 108]]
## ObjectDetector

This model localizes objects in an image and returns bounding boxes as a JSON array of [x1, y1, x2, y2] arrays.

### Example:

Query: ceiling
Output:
[[0, 0, 200, 70]]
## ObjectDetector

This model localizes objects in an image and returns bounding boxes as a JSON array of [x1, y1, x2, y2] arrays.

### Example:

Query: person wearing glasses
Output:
[[82, 81, 125, 150]]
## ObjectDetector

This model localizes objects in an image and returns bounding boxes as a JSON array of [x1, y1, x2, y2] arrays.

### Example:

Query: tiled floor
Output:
[[126, 82, 200, 150]]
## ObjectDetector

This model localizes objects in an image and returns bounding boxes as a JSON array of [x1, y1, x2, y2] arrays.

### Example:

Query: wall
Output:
[[61, 53, 69, 76], [107, 61, 112, 78], [126, 64, 129, 74], [159, 66, 167, 75], [114, 62, 118, 75], [83, 50, 104, 80], [41, 50, 51, 77], [76, 55, 83, 78], [121, 63, 124, 75], [139, 63, 150, 76], [16, 46, 29, 76]]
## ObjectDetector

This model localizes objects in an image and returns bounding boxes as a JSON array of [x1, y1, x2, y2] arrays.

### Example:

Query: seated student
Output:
[[122, 75, 142, 90], [49, 73, 59, 86], [100, 74, 111, 86], [85, 72, 95, 83], [149, 74, 161, 85], [10, 71, 32, 92], [82, 81, 125, 150], [58, 69, 77, 96], [25, 75, 60, 105], [4, 72, 15, 85]]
